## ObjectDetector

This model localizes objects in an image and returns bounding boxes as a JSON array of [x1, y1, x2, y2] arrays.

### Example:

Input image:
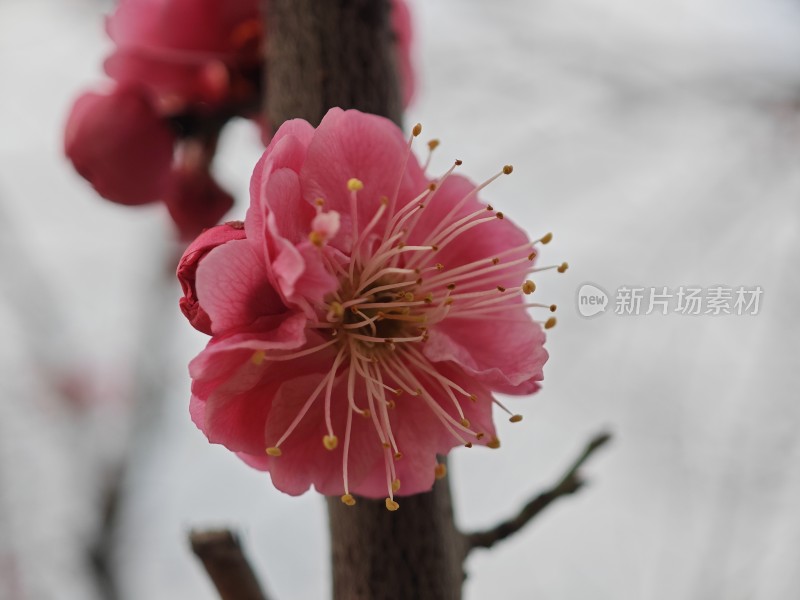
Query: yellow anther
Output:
[[545, 317, 557, 329], [502, 165, 513, 175], [487, 437, 501, 449], [412, 123, 422, 137], [385, 498, 400, 511], [509, 414, 523, 423], [251, 350, 266, 365], [469, 394, 477, 402], [557, 262, 569, 273], [392, 478, 401, 492], [522, 280, 536, 294], [460, 418, 471, 428], [329, 301, 344, 318], [266, 447, 282, 457], [361, 409, 371, 419], [347, 178, 364, 191], [341, 494, 356, 506], [308, 231, 325, 247], [394, 451, 403, 459], [314, 197, 325, 206], [322, 435, 339, 450], [435, 263, 444, 270], [541, 232, 553, 244], [434, 463, 447, 480], [380, 195, 389, 205], [403, 292, 414, 301], [528, 251, 537, 261], [427, 139, 440, 150]]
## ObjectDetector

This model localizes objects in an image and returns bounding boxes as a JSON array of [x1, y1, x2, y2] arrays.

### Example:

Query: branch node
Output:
[[464, 430, 612, 552]]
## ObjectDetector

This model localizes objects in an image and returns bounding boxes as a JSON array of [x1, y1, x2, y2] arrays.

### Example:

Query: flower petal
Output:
[[178, 221, 246, 334], [300, 108, 428, 250], [424, 311, 548, 394], [195, 238, 285, 334]]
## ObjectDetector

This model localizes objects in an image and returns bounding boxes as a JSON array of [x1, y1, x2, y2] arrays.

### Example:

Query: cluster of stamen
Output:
[[261, 125, 566, 510]]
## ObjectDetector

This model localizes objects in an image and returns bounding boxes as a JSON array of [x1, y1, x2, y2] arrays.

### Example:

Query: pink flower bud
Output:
[[177, 221, 246, 335], [163, 166, 234, 241], [64, 86, 175, 205]]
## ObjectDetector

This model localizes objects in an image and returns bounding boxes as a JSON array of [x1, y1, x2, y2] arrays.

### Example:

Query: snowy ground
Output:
[[2, 0, 800, 598]]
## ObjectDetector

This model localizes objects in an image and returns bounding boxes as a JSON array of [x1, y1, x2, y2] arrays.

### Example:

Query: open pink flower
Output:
[[181, 109, 556, 508]]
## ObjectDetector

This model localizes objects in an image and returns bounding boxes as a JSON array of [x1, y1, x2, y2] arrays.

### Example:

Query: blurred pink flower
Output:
[[64, 86, 174, 206], [180, 109, 555, 508], [162, 142, 236, 241], [392, 0, 416, 107], [66, 0, 416, 240], [64, 86, 231, 239], [104, 0, 262, 115]]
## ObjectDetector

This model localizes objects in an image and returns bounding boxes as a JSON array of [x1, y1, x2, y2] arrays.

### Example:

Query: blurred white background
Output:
[[1, 0, 799, 598]]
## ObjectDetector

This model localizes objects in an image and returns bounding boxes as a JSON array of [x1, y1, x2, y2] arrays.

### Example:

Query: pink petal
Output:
[[300, 108, 428, 250], [410, 173, 533, 289], [178, 222, 246, 335], [256, 168, 337, 306], [424, 311, 548, 394], [195, 239, 285, 334], [246, 127, 315, 249], [189, 316, 313, 455], [263, 374, 385, 497]]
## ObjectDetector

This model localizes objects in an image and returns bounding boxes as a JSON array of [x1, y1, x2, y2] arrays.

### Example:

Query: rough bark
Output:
[[265, 0, 403, 128], [326, 470, 466, 600]]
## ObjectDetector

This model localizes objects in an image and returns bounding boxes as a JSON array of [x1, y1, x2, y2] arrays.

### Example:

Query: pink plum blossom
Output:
[[104, 0, 263, 115], [66, 0, 416, 240], [180, 109, 557, 509]]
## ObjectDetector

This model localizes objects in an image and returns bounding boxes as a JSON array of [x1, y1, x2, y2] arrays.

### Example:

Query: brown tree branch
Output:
[[326, 463, 465, 600], [190, 529, 271, 600], [465, 431, 612, 552], [265, 0, 402, 128]]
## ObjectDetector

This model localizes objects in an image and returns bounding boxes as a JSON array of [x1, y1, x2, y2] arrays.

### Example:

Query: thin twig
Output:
[[464, 431, 612, 552], [190, 529, 272, 600]]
